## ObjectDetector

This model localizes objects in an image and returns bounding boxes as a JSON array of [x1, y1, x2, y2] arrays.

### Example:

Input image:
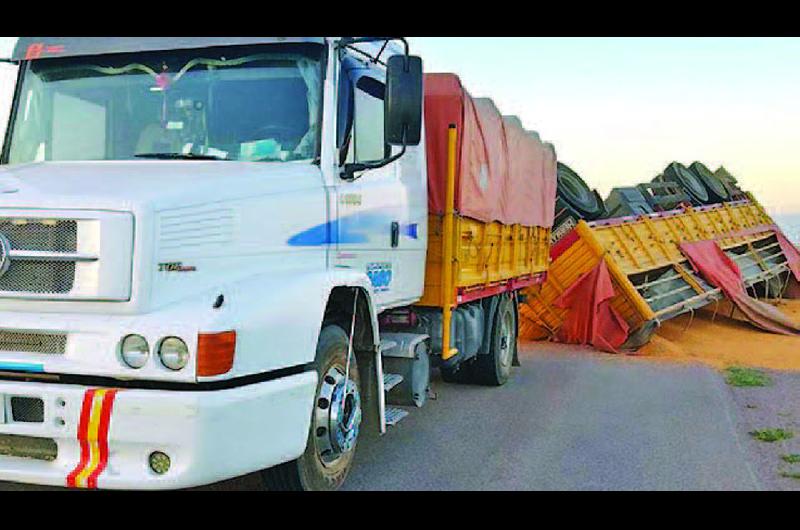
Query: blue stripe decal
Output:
[[0, 362, 45, 373], [288, 211, 419, 247]]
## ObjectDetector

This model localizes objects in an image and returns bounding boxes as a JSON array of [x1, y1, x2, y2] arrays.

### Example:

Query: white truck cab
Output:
[[0, 37, 429, 490]]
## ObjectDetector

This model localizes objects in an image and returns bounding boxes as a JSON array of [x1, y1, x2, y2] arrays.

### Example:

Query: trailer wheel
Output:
[[472, 294, 517, 386], [261, 325, 361, 491]]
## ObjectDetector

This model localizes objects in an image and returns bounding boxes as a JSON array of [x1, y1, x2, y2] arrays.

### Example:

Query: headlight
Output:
[[159, 337, 189, 371], [120, 335, 149, 369]]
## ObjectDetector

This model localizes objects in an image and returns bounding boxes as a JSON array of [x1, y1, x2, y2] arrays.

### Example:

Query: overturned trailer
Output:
[[520, 194, 800, 350]]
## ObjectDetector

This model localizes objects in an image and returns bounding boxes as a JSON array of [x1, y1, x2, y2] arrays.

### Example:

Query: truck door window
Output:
[[336, 69, 354, 165], [340, 75, 387, 167]]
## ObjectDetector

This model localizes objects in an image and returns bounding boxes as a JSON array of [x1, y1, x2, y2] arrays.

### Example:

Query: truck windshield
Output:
[[5, 44, 324, 164]]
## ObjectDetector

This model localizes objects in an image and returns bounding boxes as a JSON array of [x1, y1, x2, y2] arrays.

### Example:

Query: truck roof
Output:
[[11, 37, 326, 61]]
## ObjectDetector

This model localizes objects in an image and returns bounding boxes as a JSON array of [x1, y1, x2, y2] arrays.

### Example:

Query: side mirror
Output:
[[385, 54, 423, 147]]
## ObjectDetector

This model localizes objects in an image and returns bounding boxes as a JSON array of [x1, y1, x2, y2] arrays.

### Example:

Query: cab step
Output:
[[383, 373, 404, 393], [379, 339, 398, 355], [384, 407, 409, 427]]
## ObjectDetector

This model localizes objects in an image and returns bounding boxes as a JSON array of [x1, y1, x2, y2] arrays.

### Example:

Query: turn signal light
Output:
[[197, 331, 237, 377]]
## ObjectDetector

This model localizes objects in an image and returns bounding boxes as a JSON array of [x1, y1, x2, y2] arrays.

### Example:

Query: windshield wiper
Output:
[[134, 152, 228, 161]]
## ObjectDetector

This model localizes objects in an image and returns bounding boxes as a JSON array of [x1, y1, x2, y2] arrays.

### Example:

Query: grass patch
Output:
[[724, 366, 772, 387], [782, 454, 800, 464], [750, 428, 794, 443], [780, 471, 800, 480]]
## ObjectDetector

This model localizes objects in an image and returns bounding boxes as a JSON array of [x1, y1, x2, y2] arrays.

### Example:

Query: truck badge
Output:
[[158, 262, 197, 273], [0, 233, 11, 278]]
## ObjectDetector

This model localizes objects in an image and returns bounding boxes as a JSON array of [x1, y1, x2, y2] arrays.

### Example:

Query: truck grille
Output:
[[9, 397, 44, 423], [0, 260, 76, 294], [0, 218, 81, 296], [0, 219, 77, 252], [0, 331, 66, 354]]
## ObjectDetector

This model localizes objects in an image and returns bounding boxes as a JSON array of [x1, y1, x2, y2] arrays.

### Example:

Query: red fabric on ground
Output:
[[680, 240, 800, 335], [553, 260, 630, 352]]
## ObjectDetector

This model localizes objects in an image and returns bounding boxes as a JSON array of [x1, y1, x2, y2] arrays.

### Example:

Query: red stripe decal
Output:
[[87, 390, 118, 489], [66, 389, 96, 488]]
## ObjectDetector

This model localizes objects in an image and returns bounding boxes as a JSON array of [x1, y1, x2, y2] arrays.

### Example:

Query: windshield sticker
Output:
[[24, 43, 65, 60]]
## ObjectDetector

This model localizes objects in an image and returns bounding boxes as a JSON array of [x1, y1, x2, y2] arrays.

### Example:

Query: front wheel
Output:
[[261, 325, 361, 491]]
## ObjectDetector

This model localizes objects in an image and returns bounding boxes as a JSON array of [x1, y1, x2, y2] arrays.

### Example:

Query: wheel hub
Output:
[[498, 311, 514, 369], [314, 366, 361, 467]]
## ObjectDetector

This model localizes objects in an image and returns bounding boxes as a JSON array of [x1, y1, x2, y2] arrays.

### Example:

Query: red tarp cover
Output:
[[553, 260, 630, 352], [680, 240, 800, 335], [423, 73, 557, 228], [776, 231, 800, 282]]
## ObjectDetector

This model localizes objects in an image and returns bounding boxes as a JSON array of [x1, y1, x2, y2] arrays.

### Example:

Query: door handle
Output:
[[391, 222, 400, 248]]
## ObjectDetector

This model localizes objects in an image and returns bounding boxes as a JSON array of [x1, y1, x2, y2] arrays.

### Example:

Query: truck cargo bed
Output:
[[418, 214, 550, 308]]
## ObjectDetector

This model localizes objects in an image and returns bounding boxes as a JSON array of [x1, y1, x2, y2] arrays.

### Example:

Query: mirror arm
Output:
[[342, 144, 407, 181], [337, 37, 409, 64]]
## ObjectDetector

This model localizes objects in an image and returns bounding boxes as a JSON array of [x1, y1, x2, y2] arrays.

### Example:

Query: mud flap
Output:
[[355, 347, 381, 437]]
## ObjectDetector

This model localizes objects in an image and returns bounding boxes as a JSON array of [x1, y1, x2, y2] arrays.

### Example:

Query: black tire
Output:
[[440, 362, 474, 384], [261, 325, 361, 491], [471, 295, 517, 386], [557, 163, 604, 221], [660, 162, 710, 205], [688, 161, 730, 203]]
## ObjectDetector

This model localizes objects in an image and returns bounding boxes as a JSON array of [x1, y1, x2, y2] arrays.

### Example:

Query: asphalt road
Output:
[[0, 342, 763, 491], [342, 343, 761, 491]]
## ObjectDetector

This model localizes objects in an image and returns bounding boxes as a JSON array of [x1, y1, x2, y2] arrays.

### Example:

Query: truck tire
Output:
[[471, 294, 517, 386], [688, 161, 730, 204], [660, 162, 709, 205], [440, 362, 473, 384], [261, 325, 361, 491], [557, 163, 605, 221]]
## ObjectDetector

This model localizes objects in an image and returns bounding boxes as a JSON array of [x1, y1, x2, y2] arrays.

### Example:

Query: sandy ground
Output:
[[639, 299, 800, 371]]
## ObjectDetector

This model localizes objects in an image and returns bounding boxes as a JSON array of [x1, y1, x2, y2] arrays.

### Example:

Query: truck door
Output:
[[332, 62, 420, 310]]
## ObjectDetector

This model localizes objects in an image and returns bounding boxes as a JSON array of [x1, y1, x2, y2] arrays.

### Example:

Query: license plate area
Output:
[[0, 434, 58, 461]]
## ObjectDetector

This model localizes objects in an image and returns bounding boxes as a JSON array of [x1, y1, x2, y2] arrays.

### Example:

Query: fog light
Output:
[[120, 335, 149, 369], [149, 451, 171, 475], [158, 337, 189, 371]]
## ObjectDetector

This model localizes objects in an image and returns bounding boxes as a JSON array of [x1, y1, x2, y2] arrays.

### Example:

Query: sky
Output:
[[1, 37, 799, 216]]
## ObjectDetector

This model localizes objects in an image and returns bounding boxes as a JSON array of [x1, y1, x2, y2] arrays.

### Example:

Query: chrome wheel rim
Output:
[[314, 365, 361, 468], [498, 309, 514, 373]]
